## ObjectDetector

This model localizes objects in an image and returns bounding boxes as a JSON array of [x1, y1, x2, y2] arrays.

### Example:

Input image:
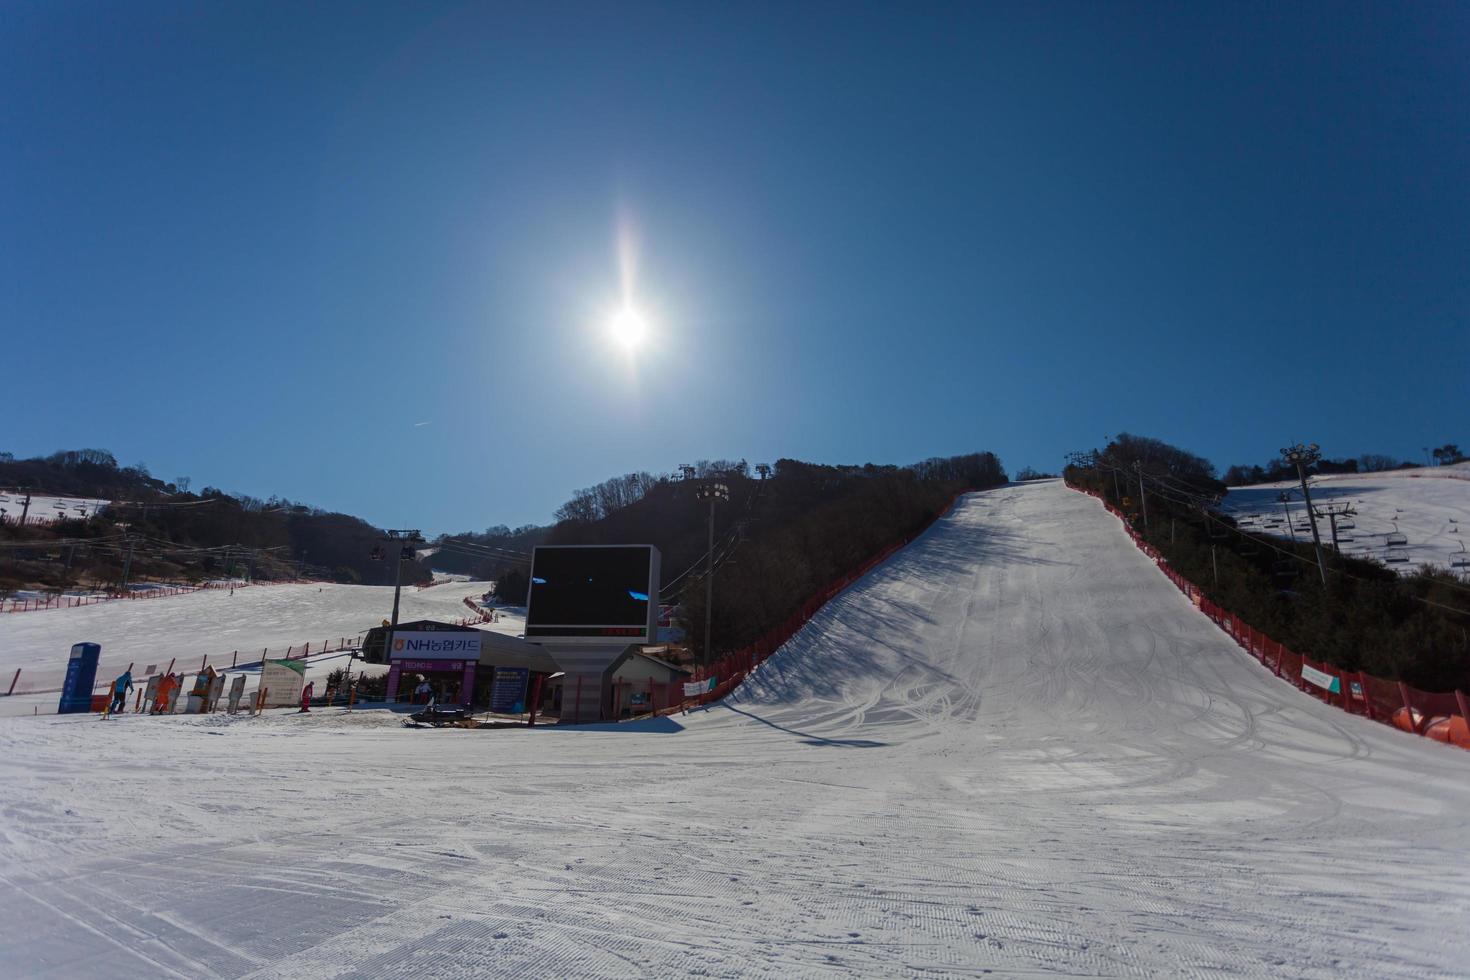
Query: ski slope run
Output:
[[0, 579, 495, 686], [1, 480, 1467, 978], [1221, 464, 1470, 576]]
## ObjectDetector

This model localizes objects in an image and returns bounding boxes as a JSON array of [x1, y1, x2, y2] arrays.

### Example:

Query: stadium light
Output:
[[375, 529, 423, 665], [1280, 443, 1328, 585], [694, 482, 730, 665]]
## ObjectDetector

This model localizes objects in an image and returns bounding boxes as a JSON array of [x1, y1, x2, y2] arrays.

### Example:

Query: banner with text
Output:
[[390, 631, 482, 661]]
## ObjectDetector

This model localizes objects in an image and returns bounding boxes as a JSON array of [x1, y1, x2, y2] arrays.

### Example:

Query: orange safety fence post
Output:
[[1358, 672, 1375, 721], [1397, 681, 1422, 735]]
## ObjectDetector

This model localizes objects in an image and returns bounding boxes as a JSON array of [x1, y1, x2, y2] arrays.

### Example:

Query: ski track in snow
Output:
[[1, 481, 1467, 978]]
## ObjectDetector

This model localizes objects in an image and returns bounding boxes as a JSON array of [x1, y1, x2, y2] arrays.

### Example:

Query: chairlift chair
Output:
[[1384, 547, 1410, 564], [1452, 543, 1469, 570], [1385, 531, 1408, 547]]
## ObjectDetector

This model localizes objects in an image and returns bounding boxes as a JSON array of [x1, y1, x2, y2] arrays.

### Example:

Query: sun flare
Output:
[[609, 307, 648, 349]]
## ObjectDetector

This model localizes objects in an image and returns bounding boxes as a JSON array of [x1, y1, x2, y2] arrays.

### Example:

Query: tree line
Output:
[[1222, 443, 1464, 486], [538, 452, 1008, 659], [0, 450, 432, 591]]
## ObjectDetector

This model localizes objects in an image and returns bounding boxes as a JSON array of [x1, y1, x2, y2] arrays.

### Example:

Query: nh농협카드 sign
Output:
[[1300, 663, 1341, 694], [391, 631, 482, 660]]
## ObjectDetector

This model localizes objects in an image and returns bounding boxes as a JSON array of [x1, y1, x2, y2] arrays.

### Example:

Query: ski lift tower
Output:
[[1281, 442, 1328, 585]]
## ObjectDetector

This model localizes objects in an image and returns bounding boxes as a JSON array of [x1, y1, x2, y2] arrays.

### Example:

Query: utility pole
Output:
[[694, 483, 729, 666], [19, 493, 31, 527], [220, 546, 232, 584], [1211, 545, 1219, 587], [1281, 442, 1328, 586], [1133, 461, 1149, 533]]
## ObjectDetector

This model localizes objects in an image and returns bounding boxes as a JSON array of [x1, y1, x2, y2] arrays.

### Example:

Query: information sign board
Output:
[[490, 666, 529, 713], [1301, 664, 1342, 694]]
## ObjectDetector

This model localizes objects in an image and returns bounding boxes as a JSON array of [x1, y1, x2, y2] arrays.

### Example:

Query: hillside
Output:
[[3, 481, 1466, 976], [0, 450, 435, 590]]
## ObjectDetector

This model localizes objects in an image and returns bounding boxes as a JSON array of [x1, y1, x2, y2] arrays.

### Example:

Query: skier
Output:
[[413, 676, 432, 705], [110, 669, 134, 714], [299, 680, 314, 713]]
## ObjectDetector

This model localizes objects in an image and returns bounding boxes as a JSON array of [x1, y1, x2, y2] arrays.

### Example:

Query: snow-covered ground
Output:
[[1221, 465, 1470, 576], [0, 579, 501, 702], [0, 491, 109, 524], [0, 481, 1467, 977]]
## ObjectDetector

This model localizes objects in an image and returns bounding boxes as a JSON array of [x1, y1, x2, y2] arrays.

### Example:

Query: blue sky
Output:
[[5, 2, 1466, 532]]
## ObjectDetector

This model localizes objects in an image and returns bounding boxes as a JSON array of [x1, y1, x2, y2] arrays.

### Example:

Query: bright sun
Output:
[[609, 307, 648, 349]]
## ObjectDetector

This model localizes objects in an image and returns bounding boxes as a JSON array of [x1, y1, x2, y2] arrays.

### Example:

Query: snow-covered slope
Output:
[[0, 579, 496, 685], [1221, 466, 1470, 575], [0, 491, 109, 524], [0, 481, 1466, 977]]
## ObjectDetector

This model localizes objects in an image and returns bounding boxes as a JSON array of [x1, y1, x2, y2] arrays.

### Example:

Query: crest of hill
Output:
[[539, 453, 1007, 658]]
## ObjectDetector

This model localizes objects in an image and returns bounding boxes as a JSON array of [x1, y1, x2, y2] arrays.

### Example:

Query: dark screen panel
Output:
[[526, 546, 652, 628]]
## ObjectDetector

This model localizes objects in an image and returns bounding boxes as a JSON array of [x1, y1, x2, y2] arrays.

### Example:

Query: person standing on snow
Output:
[[152, 673, 177, 714], [110, 669, 134, 713], [299, 680, 314, 713]]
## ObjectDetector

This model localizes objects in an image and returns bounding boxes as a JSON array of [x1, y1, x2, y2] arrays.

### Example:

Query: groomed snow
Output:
[[1221, 465, 1470, 576], [0, 492, 109, 524], [1, 480, 1467, 977], [0, 579, 499, 694]]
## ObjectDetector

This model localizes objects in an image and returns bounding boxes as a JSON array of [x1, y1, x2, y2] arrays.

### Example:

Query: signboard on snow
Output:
[[1301, 664, 1341, 694], [683, 677, 717, 698], [390, 631, 482, 660], [489, 666, 529, 713], [58, 642, 101, 714]]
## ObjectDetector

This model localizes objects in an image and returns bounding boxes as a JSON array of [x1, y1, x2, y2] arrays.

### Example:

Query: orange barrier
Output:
[[1067, 481, 1470, 751]]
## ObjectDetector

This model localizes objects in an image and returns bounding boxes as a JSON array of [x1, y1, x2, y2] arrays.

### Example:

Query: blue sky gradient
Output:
[[5, 2, 1467, 532]]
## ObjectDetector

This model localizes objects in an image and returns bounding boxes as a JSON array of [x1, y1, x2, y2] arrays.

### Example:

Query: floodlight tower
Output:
[[1281, 443, 1328, 585], [695, 482, 729, 665], [1132, 460, 1149, 532], [371, 529, 423, 660]]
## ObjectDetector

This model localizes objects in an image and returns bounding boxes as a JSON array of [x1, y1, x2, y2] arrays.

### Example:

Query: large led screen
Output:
[[525, 545, 657, 638]]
